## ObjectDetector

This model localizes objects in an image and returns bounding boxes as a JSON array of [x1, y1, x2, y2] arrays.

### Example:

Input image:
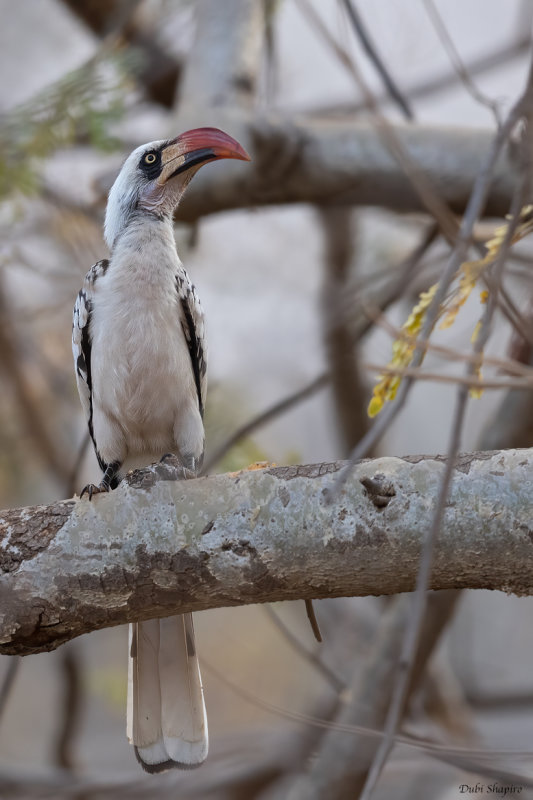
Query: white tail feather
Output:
[[127, 613, 208, 772]]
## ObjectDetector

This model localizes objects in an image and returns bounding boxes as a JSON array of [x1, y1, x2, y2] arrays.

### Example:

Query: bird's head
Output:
[[104, 127, 250, 248]]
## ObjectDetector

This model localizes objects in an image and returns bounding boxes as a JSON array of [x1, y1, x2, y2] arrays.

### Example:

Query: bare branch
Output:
[[340, 0, 414, 120], [176, 0, 264, 113], [54, 645, 83, 771], [359, 368, 470, 800], [59, 0, 182, 107], [333, 49, 533, 498], [287, 592, 460, 800], [422, 0, 501, 123], [203, 224, 437, 472], [482, 326, 533, 451], [0, 656, 19, 721], [94, 122, 521, 222], [263, 604, 345, 693], [295, 0, 460, 243], [0, 449, 532, 657], [0, 282, 71, 489], [203, 374, 327, 473], [306, 34, 531, 118], [319, 207, 369, 454], [359, 82, 533, 800]]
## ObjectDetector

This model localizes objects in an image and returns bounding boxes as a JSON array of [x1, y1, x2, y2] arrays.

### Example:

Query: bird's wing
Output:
[[176, 271, 207, 417], [72, 259, 109, 466]]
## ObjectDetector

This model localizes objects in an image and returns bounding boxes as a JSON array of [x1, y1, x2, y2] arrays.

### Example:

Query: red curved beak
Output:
[[175, 127, 251, 162], [158, 127, 251, 184]]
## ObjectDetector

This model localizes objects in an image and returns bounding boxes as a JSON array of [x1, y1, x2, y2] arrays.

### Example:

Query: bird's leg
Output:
[[181, 454, 199, 478], [80, 461, 122, 500]]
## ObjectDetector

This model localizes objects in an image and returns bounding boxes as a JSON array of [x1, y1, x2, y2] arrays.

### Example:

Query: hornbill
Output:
[[72, 128, 250, 772]]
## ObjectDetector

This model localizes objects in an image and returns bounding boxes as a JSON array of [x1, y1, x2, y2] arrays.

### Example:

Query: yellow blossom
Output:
[[367, 285, 437, 417], [470, 355, 484, 399], [368, 204, 533, 417], [470, 320, 482, 344]]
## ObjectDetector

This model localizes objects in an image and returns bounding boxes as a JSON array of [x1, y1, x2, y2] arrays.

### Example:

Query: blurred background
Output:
[[0, 1, 533, 798]]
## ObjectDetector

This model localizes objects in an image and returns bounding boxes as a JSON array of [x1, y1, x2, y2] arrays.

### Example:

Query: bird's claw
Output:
[[80, 482, 111, 500]]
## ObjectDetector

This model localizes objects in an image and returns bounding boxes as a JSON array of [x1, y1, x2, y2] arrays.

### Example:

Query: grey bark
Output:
[[60, 0, 181, 107], [289, 338, 533, 800], [94, 121, 521, 222], [176, 0, 264, 113], [1, 449, 532, 657], [319, 207, 369, 455]]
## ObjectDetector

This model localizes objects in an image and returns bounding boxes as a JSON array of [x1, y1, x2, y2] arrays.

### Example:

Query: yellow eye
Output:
[[144, 153, 157, 165]]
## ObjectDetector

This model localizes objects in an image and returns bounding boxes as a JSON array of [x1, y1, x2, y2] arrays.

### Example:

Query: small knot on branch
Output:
[[360, 474, 396, 509]]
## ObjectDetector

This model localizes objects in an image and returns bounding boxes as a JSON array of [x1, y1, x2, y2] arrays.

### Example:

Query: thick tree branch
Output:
[[95, 121, 520, 222], [176, 0, 264, 113], [60, 0, 182, 107], [319, 207, 369, 454], [0, 448, 531, 657]]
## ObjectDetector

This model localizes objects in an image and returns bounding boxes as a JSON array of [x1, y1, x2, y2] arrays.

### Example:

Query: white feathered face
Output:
[[104, 127, 250, 248]]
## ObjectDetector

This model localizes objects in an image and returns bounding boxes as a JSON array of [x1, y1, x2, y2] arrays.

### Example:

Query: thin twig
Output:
[[422, 0, 501, 124], [263, 605, 345, 692], [263, 0, 280, 108], [319, 207, 369, 452], [54, 646, 83, 771], [340, 0, 414, 120], [468, 164, 531, 383], [0, 281, 71, 488], [202, 373, 327, 474], [304, 599, 323, 643], [202, 659, 533, 788], [0, 658, 20, 722], [365, 215, 527, 790], [332, 51, 533, 500], [364, 305, 533, 378], [361, 364, 533, 391], [297, 0, 533, 355], [204, 225, 437, 473], [359, 69, 533, 800], [358, 379, 469, 800], [295, 0, 460, 244], [304, 35, 530, 118], [326, 0, 533, 350], [66, 430, 91, 498], [493, 269, 533, 347]]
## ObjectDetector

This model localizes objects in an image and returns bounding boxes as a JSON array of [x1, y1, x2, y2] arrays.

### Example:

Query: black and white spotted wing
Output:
[[176, 271, 207, 418], [72, 259, 109, 471]]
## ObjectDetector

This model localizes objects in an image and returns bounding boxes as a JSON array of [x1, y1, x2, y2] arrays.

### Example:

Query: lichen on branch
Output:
[[0, 449, 532, 657]]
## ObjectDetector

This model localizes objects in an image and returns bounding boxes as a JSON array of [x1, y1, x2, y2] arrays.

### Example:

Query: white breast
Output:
[[90, 218, 201, 468]]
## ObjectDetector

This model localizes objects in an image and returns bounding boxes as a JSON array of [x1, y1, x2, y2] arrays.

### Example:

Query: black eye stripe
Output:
[[139, 150, 162, 178]]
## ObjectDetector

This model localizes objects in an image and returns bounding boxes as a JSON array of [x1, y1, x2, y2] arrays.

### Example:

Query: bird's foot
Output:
[[160, 453, 197, 479], [80, 482, 111, 501]]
